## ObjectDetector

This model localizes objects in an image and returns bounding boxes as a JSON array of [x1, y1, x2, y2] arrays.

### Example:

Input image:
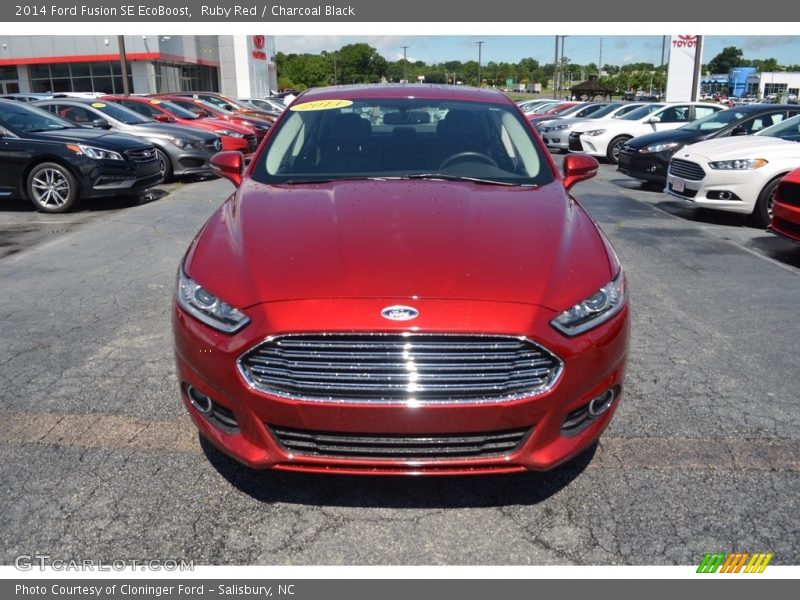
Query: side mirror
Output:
[[223, 104, 236, 111], [645, 116, 661, 124], [731, 125, 748, 136], [562, 154, 599, 191], [154, 114, 173, 123], [210, 151, 244, 187], [91, 118, 111, 129]]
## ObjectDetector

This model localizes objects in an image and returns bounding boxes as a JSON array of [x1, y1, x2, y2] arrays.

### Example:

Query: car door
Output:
[[651, 104, 692, 132]]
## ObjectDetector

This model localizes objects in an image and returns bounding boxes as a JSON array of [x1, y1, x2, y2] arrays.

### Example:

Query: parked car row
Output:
[[0, 90, 285, 213], [529, 97, 800, 234]]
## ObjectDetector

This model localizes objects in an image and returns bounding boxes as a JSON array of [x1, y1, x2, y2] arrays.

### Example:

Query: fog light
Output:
[[186, 385, 213, 414], [588, 388, 616, 417]]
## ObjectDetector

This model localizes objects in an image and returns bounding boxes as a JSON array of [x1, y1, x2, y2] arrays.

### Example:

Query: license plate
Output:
[[672, 176, 685, 193]]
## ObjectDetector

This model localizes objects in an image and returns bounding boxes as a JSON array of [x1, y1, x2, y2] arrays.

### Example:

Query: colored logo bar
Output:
[[697, 552, 773, 573]]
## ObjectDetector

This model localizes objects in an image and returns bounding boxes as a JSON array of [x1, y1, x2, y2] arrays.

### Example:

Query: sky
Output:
[[275, 35, 800, 68]]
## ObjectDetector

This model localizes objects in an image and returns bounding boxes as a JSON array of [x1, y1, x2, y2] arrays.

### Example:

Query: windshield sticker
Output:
[[290, 99, 353, 112], [91, 103, 107, 108]]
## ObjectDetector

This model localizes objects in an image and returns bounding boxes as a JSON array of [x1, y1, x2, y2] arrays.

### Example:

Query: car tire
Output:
[[155, 147, 174, 183], [26, 162, 79, 213], [606, 136, 630, 165], [752, 176, 783, 228]]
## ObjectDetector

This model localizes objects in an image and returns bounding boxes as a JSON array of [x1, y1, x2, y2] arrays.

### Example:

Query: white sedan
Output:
[[569, 102, 723, 164], [538, 102, 645, 152], [665, 113, 800, 226]]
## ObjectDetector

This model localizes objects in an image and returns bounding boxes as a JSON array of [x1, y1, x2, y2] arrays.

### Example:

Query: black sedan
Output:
[[0, 99, 162, 212], [617, 104, 800, 185]]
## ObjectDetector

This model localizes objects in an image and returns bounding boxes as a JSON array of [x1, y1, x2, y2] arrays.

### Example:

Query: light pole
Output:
[[476, 41, 484, 87], [401, 45, 409, 83]]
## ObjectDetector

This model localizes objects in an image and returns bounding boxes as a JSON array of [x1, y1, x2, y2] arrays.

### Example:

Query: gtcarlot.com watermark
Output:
[[14, 554, 194, 572]]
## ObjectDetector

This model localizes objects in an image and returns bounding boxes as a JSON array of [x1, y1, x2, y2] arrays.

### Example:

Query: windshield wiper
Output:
[[279, 176, 386, 185], [405, 173, 516, 186]]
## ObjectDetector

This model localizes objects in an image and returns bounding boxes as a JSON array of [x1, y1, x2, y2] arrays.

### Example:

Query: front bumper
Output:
[[617, 149, 670, 184], [173, 297, 629, 475], [165, 146, 215, 177], [771, 200, 800, 243], [79, 157, 163, 198], [665, 166, 765, 215]]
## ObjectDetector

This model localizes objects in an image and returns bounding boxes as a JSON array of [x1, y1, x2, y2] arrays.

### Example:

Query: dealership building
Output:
[[0, 35, 278, 97]]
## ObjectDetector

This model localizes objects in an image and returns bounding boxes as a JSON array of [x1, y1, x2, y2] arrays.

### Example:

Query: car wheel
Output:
[[26, 162, 79, 213], [606, 136, 630, 165], [752, 176, 782, 228], [155, 147, 174, 183]]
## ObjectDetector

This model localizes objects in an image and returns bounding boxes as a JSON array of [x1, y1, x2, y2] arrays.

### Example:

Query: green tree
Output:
[[708, 46, 746, 74], [335, 43, 388, 84]]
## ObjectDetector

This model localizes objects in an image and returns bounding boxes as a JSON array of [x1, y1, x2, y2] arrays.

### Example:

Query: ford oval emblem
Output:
[[381, 305, 419, 321]]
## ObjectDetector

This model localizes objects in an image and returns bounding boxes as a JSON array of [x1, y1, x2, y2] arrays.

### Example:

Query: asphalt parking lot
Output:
[[1, 161, 798, 566]]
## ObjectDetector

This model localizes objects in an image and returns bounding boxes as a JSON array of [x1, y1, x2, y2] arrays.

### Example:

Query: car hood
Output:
[[680, 135, 800, 160], [625, 128, 707, 149], [185, 179, 614, 312], [30, 128, 151, 149]]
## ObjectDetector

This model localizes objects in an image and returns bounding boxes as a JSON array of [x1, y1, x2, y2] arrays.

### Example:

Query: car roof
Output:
[[726, 103, 798, 112], [295, 84, 512, 105]]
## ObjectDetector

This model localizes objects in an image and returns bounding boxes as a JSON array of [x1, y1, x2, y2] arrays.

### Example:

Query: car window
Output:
[[693, 106, 718, 120], [758, 114, 800, 141], [56, 105, 97, 125], [750, 113, 784, 132], [118, 101, 160, 118], [255, 98, 554, 187], [620, 104, 665, 121], [0, 101, 74, 133], [657, 105, 690, 123], [680, 109, 746, 132]]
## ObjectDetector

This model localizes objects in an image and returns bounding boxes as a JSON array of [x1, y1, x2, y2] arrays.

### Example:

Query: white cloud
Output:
[[741, 36, 796, 52]]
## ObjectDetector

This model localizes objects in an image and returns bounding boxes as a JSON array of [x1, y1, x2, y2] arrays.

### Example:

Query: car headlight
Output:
[[216, 129, 244, 138], [639, 142, 681, 154], [708, 158, 768, 170], [582, 129, 607, 136], [177, 268, 250, 333], [551, 272, 626, 336], [166, 135, 191, 149], [67, 144, 123, 160], [549, 123, 571, 131]]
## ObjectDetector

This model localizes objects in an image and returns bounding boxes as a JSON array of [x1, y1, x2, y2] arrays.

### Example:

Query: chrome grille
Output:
[[125, 147, 157, 164], [270, 425, 531, 460], [239, 334, 563, 404], [669, 159, 705, 181]]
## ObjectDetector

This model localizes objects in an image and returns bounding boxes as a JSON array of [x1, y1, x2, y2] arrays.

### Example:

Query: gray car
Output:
[[33, 98, 221, 180]]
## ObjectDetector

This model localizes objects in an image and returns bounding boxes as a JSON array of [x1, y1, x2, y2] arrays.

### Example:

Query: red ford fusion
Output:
[[173, 85, 629, 475], [770, 167, 800, 244]]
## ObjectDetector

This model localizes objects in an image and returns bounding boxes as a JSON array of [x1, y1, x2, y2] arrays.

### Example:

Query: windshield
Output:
[[90, 101, 152, 125], [679, 108, 747, 132], [620, 104, 666, 121], [253, 98, 554, 187], [0, 101, 75, 133], [757, 114, 800, 141], [555, 103, 589, 118], [154, 100, 202, 120]]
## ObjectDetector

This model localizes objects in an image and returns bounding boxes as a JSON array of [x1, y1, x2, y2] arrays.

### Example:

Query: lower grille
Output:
[[778, 181, 800, 207], [568, 132, 583, 152], [669, 159, 705, 181], [238, 334, 563, 404], [774, 216, 800, 237], [270, 425, 531, 460]]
